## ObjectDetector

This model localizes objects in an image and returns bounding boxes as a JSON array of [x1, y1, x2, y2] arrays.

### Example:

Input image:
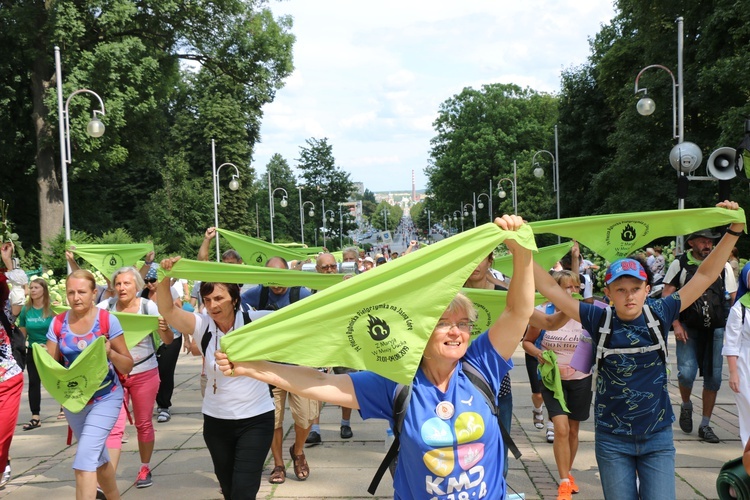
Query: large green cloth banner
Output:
[[221, 223, 537, 384], [51, 306, 161, 350], [158, 258, 345, 290], [462, 288, 548, 339], [69, 243, 154, 278], [493, 241, 574, 276], [32, 337, 109, 412], [216, 228, 307, 266], [529, 207, 745, 261]]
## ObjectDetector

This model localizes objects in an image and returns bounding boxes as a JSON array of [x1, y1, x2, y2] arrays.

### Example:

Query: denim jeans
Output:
[[676, 325, 724, 392], [595, 426, 675, 500], [498, 390, 512, 478]]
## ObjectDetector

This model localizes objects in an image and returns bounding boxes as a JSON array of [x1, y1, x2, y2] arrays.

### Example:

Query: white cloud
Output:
[[253, 0, 616, 192]]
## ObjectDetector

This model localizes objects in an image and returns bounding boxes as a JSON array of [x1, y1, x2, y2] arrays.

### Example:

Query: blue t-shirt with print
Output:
[[240, 284, 312, 311], [579, 294, 680, 436], [47, 311, 124, 402], [351, 332, 511, 500]]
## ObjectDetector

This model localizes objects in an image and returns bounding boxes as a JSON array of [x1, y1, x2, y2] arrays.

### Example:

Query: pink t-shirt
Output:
[[541, 318, 589, 380]]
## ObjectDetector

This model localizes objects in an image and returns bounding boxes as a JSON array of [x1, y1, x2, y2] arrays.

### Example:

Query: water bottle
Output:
[[384, 427, 395, 453]]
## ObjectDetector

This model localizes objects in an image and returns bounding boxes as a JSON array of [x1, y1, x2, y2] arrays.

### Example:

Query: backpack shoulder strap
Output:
[[53, 312, 65, 339], [290, 286, 301, 303], [98, 308, 110, 338], [200, 325, 212, 356], [462, 360, 521, 460], [369, 383, 411, 495], [258, 286, 270, 310]]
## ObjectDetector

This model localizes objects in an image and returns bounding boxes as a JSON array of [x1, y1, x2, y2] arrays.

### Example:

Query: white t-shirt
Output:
[[664, 259, 738, 294], [193, 309, 275, 420], [97, 297, 161, 375]]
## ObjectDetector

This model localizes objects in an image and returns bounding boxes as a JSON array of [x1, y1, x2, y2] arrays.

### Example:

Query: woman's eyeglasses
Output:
[[144, 278, 157, 284], [434, 321, 473, 333]]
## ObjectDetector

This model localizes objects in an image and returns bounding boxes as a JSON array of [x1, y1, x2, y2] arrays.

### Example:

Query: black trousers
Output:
[[25, 347, 42, 415], [156, 335, 182, 409], [203, 411, 274, 500]]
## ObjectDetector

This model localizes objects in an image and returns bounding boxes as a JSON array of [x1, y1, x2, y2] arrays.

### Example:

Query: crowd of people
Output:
[[0, 203, 748, 499]]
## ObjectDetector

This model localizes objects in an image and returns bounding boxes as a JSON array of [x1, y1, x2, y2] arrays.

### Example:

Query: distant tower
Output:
[[412, 170, 416, 202]]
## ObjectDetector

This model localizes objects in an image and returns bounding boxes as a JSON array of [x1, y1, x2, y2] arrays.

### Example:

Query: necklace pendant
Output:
[[213, 380, 217, 394], [436, 401, 454, 420]]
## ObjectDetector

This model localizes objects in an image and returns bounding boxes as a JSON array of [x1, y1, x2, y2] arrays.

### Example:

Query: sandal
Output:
[[269, 465, 286, 484], [289, 444, 309, 481], [532, 408, 544, 429], [57, 408, 66, 420], [23, 418, 41, 431]]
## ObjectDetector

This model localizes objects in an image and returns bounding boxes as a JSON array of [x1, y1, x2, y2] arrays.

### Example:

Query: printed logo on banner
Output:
[[604, 220, 651, 256], [346, 303, 413, 363], [103, 253, 124, 269], [250, 252, 267, 264]]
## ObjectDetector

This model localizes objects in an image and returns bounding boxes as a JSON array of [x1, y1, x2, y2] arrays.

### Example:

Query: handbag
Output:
[[0, 309, 26, 370]]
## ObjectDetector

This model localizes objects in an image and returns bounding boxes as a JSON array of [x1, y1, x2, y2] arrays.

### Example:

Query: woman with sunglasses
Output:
[[216, 214, 535, 499], [141, 267, 182, 424], [99, 267, 172, 488]]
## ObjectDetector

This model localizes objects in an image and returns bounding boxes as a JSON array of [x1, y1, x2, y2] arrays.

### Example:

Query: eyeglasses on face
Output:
[[319, 264, 337, 271], [144, 278, 158, 284], [434, 321, 473, 333]]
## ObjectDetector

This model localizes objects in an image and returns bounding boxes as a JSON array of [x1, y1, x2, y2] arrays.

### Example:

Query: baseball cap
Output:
[[686, 229, 720, 241], [604, 258, 648, 285]]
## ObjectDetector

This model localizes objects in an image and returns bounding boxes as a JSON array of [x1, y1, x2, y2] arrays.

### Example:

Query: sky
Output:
[[253, 0, 618, 193]]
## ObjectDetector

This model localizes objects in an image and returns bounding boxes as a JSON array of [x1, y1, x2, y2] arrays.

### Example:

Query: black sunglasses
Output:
[[144, 277, 157, 284]]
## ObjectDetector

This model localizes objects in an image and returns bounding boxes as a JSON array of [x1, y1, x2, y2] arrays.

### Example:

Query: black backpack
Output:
[[675, 254, 727, 329], [257, 286, 301, 311], [0, 309, 26, 370], [367, 360, 521, 495]]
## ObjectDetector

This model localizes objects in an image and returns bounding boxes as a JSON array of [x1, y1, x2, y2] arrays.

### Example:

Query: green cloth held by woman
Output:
[[539, 350, 570, 413]]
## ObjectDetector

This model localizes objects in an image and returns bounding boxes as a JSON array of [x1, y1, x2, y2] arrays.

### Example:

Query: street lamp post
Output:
[[453, 210, 464, 233], [55, 46, 106, 258], [381, 208, 390, 232], [463, 203, 477, 228], [322, 199, 334, 248], [443, 214, 452, 235], [634, 16, 690, 252], [297, 185, 305, 245], [301, 201, 315, 245], [532, 129, 560, 222], [211, 139, 241, 261], [339, 205, 351, 249], [476, 192, 491, 221], [267, 172, 288, 244], [424, 209, 433, 242]]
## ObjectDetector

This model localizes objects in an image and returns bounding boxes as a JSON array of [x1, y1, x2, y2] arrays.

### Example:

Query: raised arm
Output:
[[533, 262, 581, 323], [678, 201, 744, 310], [215, 354, 359, 409], [197, 227, 216, 262], [529, 308, 569, 331], [155, 257, 196, 335], [489, 215, 535, 359]]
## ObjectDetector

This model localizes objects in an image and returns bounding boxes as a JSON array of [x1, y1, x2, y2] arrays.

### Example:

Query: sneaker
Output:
[[1, 461, 10, 488], [546, 423, 555, 443], [157, 408, 171, 423], [568, 474, 579, 494], [121, 431, 130, 444], [679, 406, 693, 433], [557, 480, 573, 500], [305, 430, 322, 447], [340, 425, 353, 439], [699, 425, 720, 443], [135, 465, 153, 488]]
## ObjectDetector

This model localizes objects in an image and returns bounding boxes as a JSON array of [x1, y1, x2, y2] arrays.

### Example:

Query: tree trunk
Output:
[[31, 49, 63, 250]]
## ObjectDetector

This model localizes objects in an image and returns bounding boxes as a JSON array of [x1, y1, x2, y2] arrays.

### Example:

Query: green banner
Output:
[[216, 228, 307, 266], [493, 241, 573, 276], [32, 337, 109, 413], [462, 288, 548, 339], [529, 207, 745, 261], [158, 258, 345, 289], [69, 243, 154, 278], [50, 306, 160, 350], [220, 223, 537, 384]]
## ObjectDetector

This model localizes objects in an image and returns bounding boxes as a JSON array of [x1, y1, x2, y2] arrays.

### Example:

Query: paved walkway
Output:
[[0, 335, 741, 499]]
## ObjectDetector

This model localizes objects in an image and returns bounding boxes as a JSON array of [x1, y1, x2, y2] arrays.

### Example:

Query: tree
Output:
[[297, 137, 355, 240], [0, 0, 294, 248], [354, 188, 378, 219], [426, 83, 559, 223], [256, 154, 298, 242]]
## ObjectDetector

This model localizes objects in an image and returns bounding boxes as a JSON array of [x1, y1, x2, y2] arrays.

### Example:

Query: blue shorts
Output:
[[65, 385, 123, 472]]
